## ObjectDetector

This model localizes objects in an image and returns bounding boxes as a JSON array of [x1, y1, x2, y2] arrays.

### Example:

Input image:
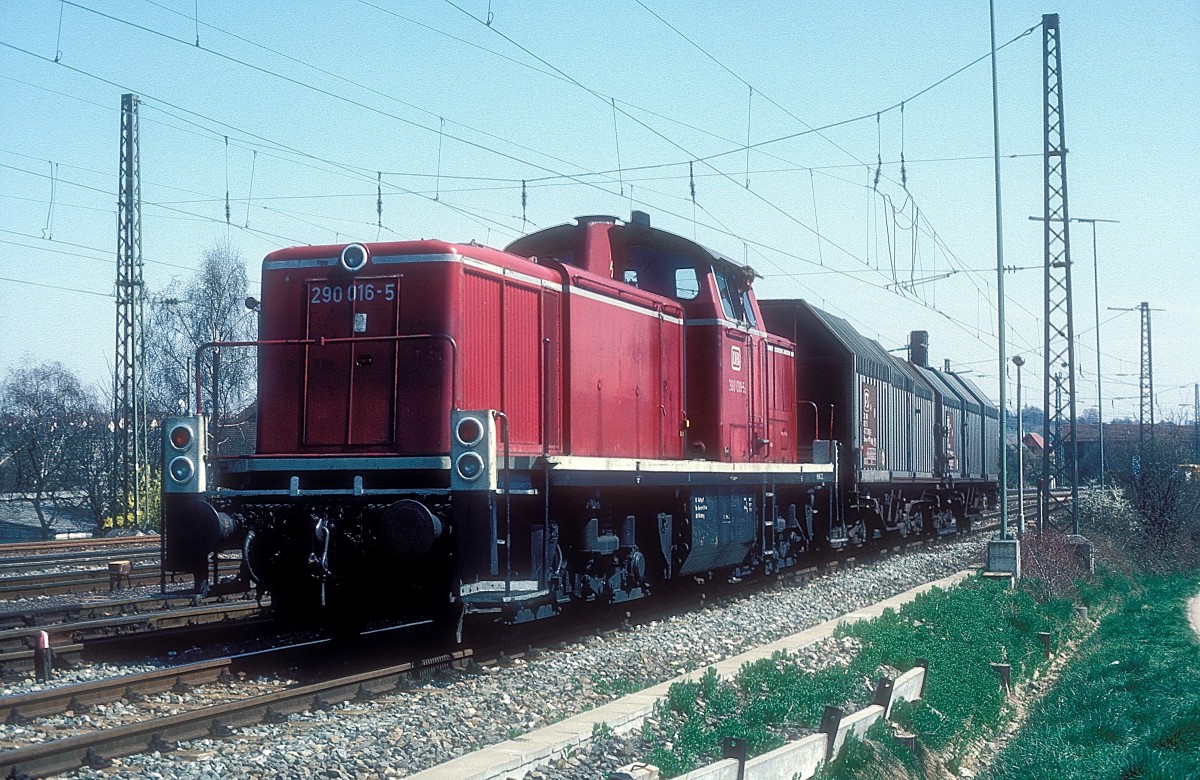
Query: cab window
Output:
[[713, 268, 758, 325], [714, 268, 738, 319], [622, 247, 701, 301], [741, 289, 757, 326]]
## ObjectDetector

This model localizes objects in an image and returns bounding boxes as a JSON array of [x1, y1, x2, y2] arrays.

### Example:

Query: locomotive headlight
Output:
[[455, 452, 485, 482], [168, 456, 195, 484], [455, 415, 485, 447], [340, 242, 369, 272], [169, 424, 192, 450]]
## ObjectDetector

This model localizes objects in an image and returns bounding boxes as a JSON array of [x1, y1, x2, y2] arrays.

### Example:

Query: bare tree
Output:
[[1105, 418, 1200, 572], [145, 240, 257, 419], [74, 407, 114, 529], [0, 360, 102, 540]]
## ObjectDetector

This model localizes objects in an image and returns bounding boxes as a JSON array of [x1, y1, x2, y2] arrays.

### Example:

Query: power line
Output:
[[435, 0, 1047, 356], [2, 9, 1039, 357], [0, 273, 113, 298], [139, 0, 632, 186], [52, 2, 632, 194], [4, 4, 1037, 279]]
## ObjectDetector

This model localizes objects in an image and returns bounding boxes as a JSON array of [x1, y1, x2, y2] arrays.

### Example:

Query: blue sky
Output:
[[1, 0, 1197, 424]]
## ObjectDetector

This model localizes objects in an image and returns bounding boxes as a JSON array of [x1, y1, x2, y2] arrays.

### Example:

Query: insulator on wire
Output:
[[745, 85, 753, 189], [689, 161, 696, 203], [900, 101, 908, 189], [376, 172, 383, 229], [224, 135, 231, 223], [435, 117, 445, 202], [244, 149, 257, 228], [873, 112, 882, 190], [521, 180, 527, 228]]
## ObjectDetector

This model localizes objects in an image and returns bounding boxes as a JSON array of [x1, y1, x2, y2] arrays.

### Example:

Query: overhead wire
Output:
[[72, 0, 645, 202], [0, 228, 261, 282], [435, 1, 1039, 351], [0, 43, 527, 238], [9, 9, 1166, 413], [5, 5, 1044, 359], [0, 274, 113, 298], [490, 1, 1045, 337], [25, 0, 1041, 297]]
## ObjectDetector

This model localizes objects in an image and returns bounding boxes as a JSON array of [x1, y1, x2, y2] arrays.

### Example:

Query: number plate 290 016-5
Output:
[[308, 281, 396, 305]]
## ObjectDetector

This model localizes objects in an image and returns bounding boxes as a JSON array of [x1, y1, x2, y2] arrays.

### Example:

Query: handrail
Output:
[[492, 410, 512, 596]]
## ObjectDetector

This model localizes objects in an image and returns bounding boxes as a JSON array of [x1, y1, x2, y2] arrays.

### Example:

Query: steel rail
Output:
[[0, 649, 471, 778], [0, 548, 160, 574], [0, 632, 343, 725], [0, 657, 235, 724], [0, 536, 160, 556], [0, 560, 240, 600], [0, 600, 265, 654], [0, 592, 235, 632]]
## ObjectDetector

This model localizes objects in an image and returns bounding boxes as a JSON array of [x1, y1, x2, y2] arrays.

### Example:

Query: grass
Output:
[[640, 573, 1077, 777], [983, 570, 1200, 780], [594, 675, 656, 699], [815, 720, 926, 780]]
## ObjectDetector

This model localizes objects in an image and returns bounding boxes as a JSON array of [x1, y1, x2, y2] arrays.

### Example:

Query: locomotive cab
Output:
[[510, 213, 797, 465]]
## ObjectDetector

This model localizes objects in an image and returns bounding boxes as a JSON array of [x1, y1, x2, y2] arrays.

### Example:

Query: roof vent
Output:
[[909, 330, 929, 367], [629, 210, 651, 227], [575, 215, 618, 226]]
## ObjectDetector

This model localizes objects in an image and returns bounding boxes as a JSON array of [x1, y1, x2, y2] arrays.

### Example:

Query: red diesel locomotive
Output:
[[161, 212, 997, 630]]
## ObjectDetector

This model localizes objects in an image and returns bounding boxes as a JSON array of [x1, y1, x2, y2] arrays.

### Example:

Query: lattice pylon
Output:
[[1139, 302, 1153, 444], [111, 93, 149, 528], [1039, 14, 1080, 535]]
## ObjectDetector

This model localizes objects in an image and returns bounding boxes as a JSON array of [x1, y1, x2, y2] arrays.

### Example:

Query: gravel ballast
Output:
[[39, 537, 986, 780]]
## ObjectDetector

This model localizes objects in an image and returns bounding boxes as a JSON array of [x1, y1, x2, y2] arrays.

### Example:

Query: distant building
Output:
[[1069, 423, 1196, 481], [1023, 432, 1045, 454]]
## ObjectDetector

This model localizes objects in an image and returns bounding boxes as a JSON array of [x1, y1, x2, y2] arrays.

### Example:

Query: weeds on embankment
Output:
[[982, 570, 1200, 780], [640, 574, 1077, 777]]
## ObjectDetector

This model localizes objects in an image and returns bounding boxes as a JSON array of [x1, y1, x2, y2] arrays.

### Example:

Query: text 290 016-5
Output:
[[309, 282, 395, 305]]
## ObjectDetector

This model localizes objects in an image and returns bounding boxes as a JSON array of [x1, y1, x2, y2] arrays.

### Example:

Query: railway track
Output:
[[0, 592, 235, 632], [0, 523, 963, 776], [0, 536, 159, 557], [0, 547, 161, 576], [0, 559, 239, 601], [0, 496, 1081, 776], [0, 598, 269, 670], [0, 543, 975, 776], [0, 633, 346, 726], [0, 646, 471, 778]]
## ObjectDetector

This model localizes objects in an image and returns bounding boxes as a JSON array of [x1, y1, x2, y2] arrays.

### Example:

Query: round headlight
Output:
[[169, 425, 192, 450], [455, 416, 485, 447], [455, 452, 485, 482], [340, 242, 369, 272], [169, 456, 195, 484]]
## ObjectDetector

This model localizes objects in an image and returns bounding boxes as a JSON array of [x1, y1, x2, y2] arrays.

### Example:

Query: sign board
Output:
[[861, 382, 878, 468]]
